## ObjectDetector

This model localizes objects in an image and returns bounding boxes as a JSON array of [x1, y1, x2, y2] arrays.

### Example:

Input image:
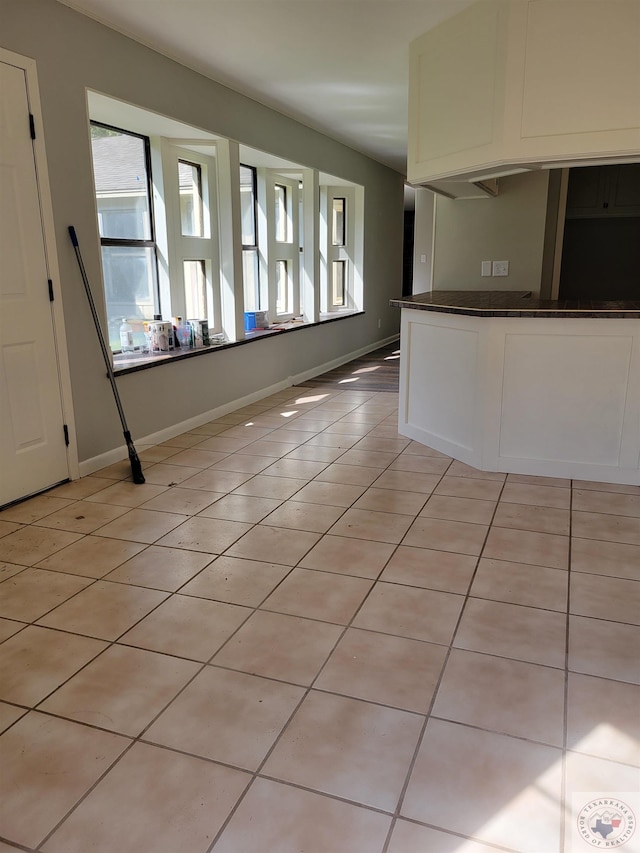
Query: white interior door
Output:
[[0, 60, 69, 507]]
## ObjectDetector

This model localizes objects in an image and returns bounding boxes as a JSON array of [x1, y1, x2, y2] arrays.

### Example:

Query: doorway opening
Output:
[[558, 164, 640, 301]]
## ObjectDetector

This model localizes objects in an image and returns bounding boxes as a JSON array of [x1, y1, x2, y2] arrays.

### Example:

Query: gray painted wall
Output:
[[1, 0, 404, 463], [431, 171, 551, 294], [412, 188, 435, 293]]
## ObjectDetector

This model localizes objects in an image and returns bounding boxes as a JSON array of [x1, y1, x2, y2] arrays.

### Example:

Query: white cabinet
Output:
[[408, 1, 509, 186], [397, 308, 640, 485], [408, 0, 640, 187]]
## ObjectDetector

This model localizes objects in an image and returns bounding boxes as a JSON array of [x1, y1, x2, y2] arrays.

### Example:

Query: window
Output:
[[275, 259, 289, 315], [320, 186, 360, 314], [332, 198, 346, 246], [274, 184, 288, 242], [89, 95, 365, 360], [332, 260, 346, 307], [161, 142, 220, 332], [330, 197, 347, 308], [90, 123, 158, 350], [183, 259, 207, 318], [178, 160, 204, 237], [240, 164, 260, 312], [259, 172, 300, 320]]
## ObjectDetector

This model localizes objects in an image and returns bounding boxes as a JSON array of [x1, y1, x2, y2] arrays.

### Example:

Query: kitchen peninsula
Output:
[[391, 292, 640, 486]]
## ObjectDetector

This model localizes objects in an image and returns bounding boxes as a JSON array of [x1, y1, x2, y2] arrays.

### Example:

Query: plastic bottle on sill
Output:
[[176, 320, 192, 349], [119, 318, 135, 353], [142, 322, 152, 353]]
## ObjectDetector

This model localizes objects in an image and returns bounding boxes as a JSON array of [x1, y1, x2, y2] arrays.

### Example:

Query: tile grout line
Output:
[[0, 381, 638, 852], [381, 469, 510, 852], [188, 399, 402, 843], [202, 433, 415, 852], [559, 479, 574, 853]]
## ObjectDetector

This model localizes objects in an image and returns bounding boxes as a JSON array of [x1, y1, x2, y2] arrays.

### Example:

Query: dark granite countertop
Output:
[[390, 291, 640, 318]]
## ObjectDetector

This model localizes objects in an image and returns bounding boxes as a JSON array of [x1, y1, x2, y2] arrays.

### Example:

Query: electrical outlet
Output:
[[481, 261, 492, 277], [493, 260, 509, 277], [420, 254, 427, 264]]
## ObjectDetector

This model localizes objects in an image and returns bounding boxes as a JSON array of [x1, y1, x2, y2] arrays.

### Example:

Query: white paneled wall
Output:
[[399, 309, 640, 485]]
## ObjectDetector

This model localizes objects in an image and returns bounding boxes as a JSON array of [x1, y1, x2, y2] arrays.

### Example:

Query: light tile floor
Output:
[[0, 384, 639, 853]]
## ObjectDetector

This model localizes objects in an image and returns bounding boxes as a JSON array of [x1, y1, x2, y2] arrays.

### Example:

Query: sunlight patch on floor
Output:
[[294, 394, 330, 404]]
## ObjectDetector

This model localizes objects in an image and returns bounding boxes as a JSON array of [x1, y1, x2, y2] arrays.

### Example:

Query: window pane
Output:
[[91, 126, 152, 240], [332, 198, 346, 246], [275, 184, 288, 242], [332, 260, 346, 307], [101, 245, 157, 350], [240, 165, 257, 246], [298, 185, 304, 250], [242, 249, 260, 312], [178, 160, 203, 237], [183, 260, 207, 319], [276, 259, 288, 314]]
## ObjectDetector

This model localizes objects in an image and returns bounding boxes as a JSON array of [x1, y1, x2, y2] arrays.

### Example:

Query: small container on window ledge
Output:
[[148, 321, 174, 352], [176, 321, 193, 348], [119, 319, 135, 353], [188, 319, 209, 347]]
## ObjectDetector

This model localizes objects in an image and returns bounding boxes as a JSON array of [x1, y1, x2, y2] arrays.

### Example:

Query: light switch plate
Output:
[[493, 260, 509, 277], [481, 261, 492, 277]]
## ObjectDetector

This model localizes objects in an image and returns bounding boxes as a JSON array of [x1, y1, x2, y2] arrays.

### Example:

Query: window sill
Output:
[[113, 310, 363, 375]]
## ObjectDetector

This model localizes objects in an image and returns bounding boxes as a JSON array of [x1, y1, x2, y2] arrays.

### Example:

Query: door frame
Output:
[[550, 168, 569, 300], [1, 47, 79, 485]]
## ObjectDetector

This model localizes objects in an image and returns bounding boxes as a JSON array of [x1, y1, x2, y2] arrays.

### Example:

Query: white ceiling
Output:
[[59, 0, 473, 175]]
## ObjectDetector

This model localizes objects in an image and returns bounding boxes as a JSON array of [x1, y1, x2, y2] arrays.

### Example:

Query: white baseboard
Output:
[[290, 334, 399, 385], [78, 336, 399, 477]]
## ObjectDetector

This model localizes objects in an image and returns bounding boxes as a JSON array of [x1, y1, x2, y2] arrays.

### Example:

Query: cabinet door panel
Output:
[[566, 164, 640, 219], [608, 164, 640, 217], [520, 1, 640, 140], [565, 167, 608, 218]]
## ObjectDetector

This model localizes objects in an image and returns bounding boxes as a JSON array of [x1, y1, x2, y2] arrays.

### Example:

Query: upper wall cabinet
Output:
[[408, 0, 640, 188], [565, 165, 640, 219]]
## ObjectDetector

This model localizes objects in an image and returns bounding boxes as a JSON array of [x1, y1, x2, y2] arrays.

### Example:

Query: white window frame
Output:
[[160, 141, 222, 333], [89, 121, 160, 351], [239, 163, 261, 313], [87, 94, 367, 362], [257, 170, 300, 322], [320, 185, 358, 314]]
